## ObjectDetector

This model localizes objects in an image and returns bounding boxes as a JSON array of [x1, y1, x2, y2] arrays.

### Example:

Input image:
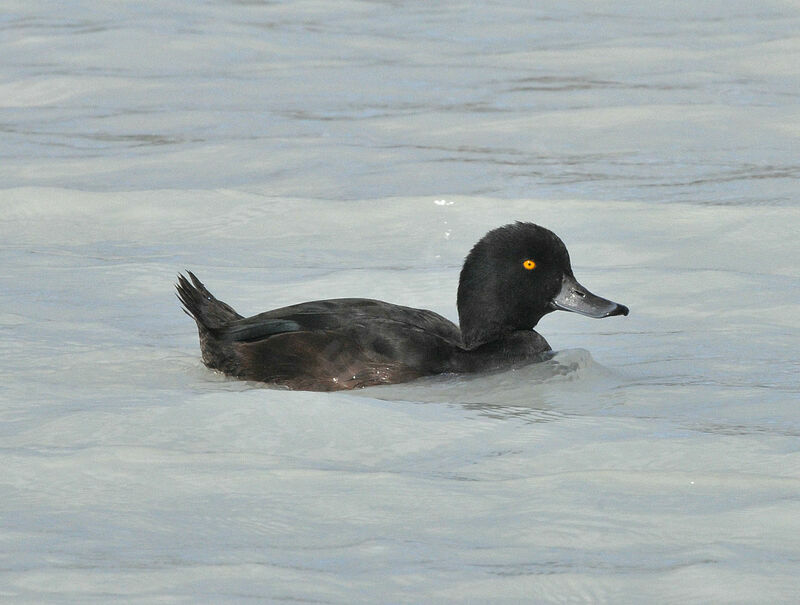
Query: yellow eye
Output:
[[523, 259, 536, 270]]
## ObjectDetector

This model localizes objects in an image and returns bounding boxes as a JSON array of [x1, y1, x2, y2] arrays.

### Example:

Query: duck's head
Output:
[[456, 222, 629, 349]]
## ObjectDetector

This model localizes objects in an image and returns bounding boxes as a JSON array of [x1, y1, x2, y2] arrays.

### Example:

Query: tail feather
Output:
[[176, 271, 243, 331]]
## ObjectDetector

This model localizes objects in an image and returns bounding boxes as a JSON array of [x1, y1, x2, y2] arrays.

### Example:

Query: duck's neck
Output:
[[457, 276, 520, 349], [456, 255, 511, 348], [457, 275, 550, 349], [458, 309, 509, 349]]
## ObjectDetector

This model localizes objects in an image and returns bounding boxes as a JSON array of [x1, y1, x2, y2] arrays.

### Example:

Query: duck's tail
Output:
[[176, 271, 243, 332]]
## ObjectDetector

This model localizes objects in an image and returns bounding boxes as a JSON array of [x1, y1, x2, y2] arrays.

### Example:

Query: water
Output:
[[2, 1, 799, 603]]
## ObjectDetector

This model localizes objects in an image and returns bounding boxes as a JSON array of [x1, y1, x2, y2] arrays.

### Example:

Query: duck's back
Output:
[[251, 298, 461, 341]]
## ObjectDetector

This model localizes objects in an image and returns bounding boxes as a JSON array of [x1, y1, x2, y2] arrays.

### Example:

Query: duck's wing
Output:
[[220, 318, 302, 342], [233, 316, 458, 390], [222, 298, 462, 346], [234, 326, 430, 390]]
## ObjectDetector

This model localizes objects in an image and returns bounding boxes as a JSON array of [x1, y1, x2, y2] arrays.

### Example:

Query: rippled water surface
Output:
[[2, 1, 800, 603]]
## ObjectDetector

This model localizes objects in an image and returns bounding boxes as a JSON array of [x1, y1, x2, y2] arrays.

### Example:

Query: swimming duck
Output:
[[177, 222, 628, 391]]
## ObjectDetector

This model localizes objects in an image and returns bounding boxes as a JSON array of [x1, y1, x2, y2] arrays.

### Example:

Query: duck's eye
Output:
[[522, 259, 536, 270]]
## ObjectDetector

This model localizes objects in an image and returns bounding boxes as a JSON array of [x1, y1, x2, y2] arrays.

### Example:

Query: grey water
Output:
[[2, 1, 799, 603]]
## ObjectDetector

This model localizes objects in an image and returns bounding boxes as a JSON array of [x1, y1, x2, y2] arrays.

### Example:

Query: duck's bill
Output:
[[550, 274, 629, 318]]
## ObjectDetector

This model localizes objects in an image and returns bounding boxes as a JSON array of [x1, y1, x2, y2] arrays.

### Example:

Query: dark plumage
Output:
[[176, 222, 628, 391]]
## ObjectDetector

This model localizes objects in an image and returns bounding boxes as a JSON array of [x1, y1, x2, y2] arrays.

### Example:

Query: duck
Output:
[[176, 222, 628, 391]]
